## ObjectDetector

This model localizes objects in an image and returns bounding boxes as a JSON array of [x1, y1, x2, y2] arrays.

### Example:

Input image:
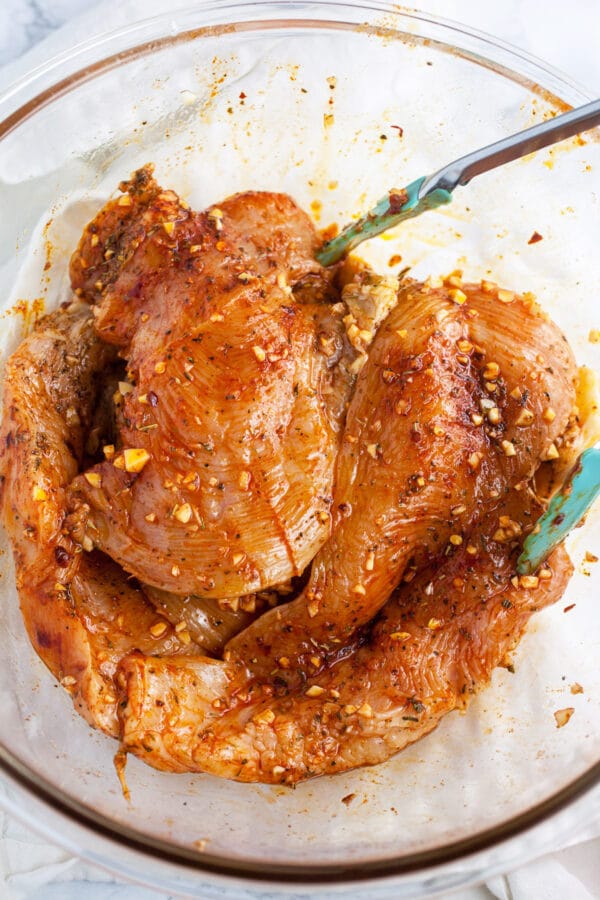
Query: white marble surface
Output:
[[0, 1, 599, 899], [0, 0, 98, 68]]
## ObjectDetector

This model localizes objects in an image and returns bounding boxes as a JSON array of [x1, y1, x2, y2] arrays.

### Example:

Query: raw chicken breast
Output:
[[70, 167, 354, 598], [118, 491, 571, 782], [228, 279, 578, 681]]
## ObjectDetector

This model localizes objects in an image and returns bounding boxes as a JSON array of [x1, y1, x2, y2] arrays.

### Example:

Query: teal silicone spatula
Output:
[[517, 447, 600, 575], [316, 99, 600, 266]]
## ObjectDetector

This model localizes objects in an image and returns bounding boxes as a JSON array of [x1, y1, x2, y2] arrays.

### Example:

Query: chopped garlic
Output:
[[123, 448, 151, 473]]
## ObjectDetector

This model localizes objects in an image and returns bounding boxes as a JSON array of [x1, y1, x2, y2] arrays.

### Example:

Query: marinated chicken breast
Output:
[[0, 304, 201, 736], [69, 167, 353, 598], [228, 279, 578, 682], [0, 169, 583, 786], [118, 492, 571, 782]]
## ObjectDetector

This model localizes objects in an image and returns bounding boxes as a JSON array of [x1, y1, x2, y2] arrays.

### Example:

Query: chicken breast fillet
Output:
[[0, 170, 580, 785], [227, 280, 578, 682], [0, 304, 202, 736], [69, 167, 353, 599], [118, 491, 571, 783]]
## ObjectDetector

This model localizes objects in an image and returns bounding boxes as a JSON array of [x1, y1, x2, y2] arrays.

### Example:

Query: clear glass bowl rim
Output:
[[0, 0, 598, 887]]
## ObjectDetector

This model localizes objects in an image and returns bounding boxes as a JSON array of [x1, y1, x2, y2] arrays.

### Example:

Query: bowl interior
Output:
[[0, 2, 599, 890]]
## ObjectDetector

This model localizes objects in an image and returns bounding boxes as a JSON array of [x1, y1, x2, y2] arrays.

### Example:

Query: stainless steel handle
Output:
[[419, 98, 600, 197]]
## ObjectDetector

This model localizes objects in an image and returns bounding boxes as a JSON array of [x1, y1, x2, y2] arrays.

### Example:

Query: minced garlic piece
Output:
[[543, 443, 559, 460], [208, 207, 224, 231], [515, 408, 534, 426], [497, 289, 514, 303], [123, 448, 151, 473], [253, 709, 275, 726], [173, 503, 192, 524], [445, 270, 463, 288], [84, 472, 102, 488], [341, 268, 399, 346], [305, 685, 325, 698], [468, 451, 483, 470], [448, 288, 466, 305], [519, 575, 539, 589], [483, 362, 500, 380]]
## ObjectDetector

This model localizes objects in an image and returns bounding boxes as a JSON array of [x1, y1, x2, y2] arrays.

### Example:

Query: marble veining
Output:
[[0, 0, 99, 68]]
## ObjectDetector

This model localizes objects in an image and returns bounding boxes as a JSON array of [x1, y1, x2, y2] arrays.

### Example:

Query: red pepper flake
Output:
[[341, 793, 356, 806], [528, 231, 543, 244], [390, 125, 404, 138], [563, 603, 576, 613]]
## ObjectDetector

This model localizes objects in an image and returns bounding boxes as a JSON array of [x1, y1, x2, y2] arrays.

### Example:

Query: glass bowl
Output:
[[0, 3, 599, 897]]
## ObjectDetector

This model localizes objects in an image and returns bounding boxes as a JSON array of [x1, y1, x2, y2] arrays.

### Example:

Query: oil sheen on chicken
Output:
[[0, 168, 583, 785]]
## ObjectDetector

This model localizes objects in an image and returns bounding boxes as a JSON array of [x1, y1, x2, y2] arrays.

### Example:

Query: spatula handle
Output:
[[419, 99, 600, 196], [517, 447, 600, 575]]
